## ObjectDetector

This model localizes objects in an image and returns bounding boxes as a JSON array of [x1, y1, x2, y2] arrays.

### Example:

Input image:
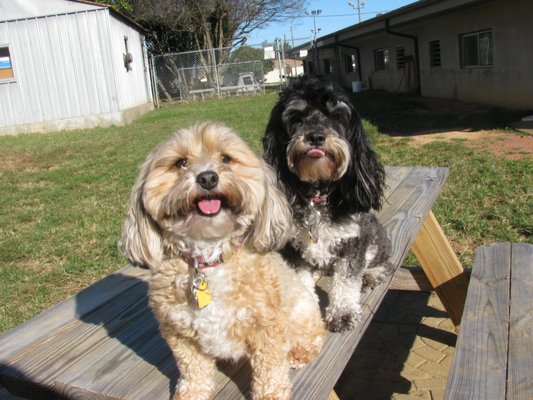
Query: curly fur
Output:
[[120, 122, 325, 399], [263, 76, 394, 332]]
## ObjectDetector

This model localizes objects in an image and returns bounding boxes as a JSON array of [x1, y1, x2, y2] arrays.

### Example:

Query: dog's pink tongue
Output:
[[307, 148, 326, 158], [197, 199, 222, 215]]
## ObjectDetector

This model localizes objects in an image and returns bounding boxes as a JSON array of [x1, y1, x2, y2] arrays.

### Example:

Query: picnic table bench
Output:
[[0, 166, 470, 400], [188, 88, 216, 101], [445, 242, 533, 400]]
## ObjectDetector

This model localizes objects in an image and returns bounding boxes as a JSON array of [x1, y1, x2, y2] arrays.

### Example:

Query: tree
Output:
[[96, 0, 305, 100], [96, 0, 308, 54]]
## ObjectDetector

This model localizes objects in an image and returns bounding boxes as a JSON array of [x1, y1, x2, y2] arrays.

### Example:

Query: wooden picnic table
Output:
[[0, 166, 469, 400]]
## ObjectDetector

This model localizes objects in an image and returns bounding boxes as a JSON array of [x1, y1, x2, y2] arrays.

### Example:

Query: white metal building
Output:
[[0, 0, 154, 136]]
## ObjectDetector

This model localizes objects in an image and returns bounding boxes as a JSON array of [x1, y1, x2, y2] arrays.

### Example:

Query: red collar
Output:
[[310, 195, 328, 202], [182, 237, 244, 270], [310, 194, 328, 206], [184, 254, 223, 270]]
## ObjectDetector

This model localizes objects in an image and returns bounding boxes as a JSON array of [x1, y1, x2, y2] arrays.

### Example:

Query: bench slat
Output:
[[0, 266, 149, 364], [445, 243, 512, 399], [382, 165, 413, 199], [507, 243, 533, 400], [1, 280, 154, 397]]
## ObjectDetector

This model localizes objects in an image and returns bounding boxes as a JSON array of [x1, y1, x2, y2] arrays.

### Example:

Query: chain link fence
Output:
[[151, 46, 278, 105]]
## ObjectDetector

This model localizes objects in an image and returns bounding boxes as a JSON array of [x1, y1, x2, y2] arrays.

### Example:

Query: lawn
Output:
[[0, 92, 531, 334]]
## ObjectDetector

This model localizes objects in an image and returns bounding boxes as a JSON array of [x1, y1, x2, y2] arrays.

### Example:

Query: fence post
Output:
[[150, 55, 160, 108], [212, 48, 221, 98]]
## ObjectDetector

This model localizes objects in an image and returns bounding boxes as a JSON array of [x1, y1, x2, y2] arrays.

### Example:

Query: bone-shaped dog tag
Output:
[[192, 275, 211, 309]]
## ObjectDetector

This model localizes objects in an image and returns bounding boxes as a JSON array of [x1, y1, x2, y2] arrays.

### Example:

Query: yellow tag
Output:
[[194, 279, 212, 309]]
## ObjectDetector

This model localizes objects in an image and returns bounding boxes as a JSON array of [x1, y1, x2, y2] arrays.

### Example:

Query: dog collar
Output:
[[184, 255, 223, 270], [310, 194, 328, 204], [182, 236, 245, 271]]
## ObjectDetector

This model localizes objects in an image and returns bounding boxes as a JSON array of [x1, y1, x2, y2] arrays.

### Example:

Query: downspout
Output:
[[334, 36, 342, 82], [385, 18, 421, 95]]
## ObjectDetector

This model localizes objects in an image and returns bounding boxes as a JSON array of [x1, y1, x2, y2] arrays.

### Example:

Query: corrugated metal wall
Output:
[[109, 16, 152, 111], [0, 7, 152, 131]]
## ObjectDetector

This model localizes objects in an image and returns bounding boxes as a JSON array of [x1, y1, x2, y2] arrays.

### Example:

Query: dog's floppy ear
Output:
[[335, 108, 385, 213], [119, 158, 163, 269], [263, 100, 288, 176], [263, 99, 300, 200], [247, 163, 292, 253]]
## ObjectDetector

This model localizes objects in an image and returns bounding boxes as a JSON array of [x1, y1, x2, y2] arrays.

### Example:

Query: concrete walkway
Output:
[[335, 290, 456, 400]]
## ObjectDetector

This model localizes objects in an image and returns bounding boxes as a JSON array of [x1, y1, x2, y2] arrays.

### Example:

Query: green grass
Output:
[[1, 92, 531, 333]]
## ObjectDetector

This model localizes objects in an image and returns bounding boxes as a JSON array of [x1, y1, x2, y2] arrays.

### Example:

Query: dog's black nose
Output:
[[306, 131, 326, 146], [196, 171, 219, 190]]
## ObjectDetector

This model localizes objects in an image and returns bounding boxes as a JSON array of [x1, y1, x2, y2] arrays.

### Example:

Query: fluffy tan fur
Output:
[[120, 122, 325, 400]]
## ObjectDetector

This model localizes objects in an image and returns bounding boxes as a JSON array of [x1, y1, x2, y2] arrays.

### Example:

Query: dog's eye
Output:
[[175, 158, 187, 168], [221, 154, 231, 163], [331, 110, 344, 119]]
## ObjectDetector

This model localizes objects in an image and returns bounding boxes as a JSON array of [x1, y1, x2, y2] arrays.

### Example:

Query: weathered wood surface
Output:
[[445, 242, 533, 400], [0, 166, 451, 400], [507, 243, 533, 399]]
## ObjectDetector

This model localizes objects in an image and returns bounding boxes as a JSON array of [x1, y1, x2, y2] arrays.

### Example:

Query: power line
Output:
[[286, 10, 391, 19]]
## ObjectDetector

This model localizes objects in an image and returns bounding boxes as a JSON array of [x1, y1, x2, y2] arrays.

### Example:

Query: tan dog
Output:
[[120, 122, 325, 400]]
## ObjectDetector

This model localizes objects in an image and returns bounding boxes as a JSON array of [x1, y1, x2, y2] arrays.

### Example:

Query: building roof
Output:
[[0, 0, 102, 22], [302, 0, 491, 49], [0, 0, 144, 32]]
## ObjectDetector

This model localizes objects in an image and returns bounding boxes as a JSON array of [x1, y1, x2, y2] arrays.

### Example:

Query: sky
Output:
[[246, 0, 417, 47]]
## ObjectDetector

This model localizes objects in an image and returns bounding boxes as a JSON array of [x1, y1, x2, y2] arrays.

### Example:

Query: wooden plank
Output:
[[1, 280, 151, 399], [327, 391, 341, 400], [0, 265, 149, 364], [383, 166, 413, 200], [412, 211, 469, 326], [52, 312, 169, 399], [507, 243, 533, 400], [390, 266, 434, 291], [445, 243, 511, 400], [378, 167, 448, 268]]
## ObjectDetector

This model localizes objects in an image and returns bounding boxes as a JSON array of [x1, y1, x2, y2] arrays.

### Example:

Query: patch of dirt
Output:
[[398, 130, 533, 159]]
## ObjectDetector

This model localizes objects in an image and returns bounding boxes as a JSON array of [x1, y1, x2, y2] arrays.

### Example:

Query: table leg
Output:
[[412, 210, 469, 327], [328, 390, 341, 400]]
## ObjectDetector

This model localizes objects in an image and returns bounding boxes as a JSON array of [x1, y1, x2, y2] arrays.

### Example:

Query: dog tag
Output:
[[308, 227, 319, 244], [192, 274, 211, 309], [306, 208, 321, 244]]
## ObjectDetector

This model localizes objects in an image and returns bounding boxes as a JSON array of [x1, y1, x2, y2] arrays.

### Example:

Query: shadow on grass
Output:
[[351, 91, 530, 136]]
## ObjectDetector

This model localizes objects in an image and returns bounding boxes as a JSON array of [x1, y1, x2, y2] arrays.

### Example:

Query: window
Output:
[[0, 46, 14, 80], [460, 30, 493, 67], [345, 54, 358, 73], [374, 48, 389, 71], [429, 40, 441, 67], [323, 58, 331, 74], [396, 46, 406, 69]]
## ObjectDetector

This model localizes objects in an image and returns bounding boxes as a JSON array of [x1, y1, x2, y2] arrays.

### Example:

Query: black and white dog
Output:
[[263, 76, 393, 332]]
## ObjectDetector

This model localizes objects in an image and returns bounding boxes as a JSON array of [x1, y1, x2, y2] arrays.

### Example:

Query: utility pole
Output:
[[307, 9, 322, 73], [348, 1, 366, 23], [290, 25, 295, 48]]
